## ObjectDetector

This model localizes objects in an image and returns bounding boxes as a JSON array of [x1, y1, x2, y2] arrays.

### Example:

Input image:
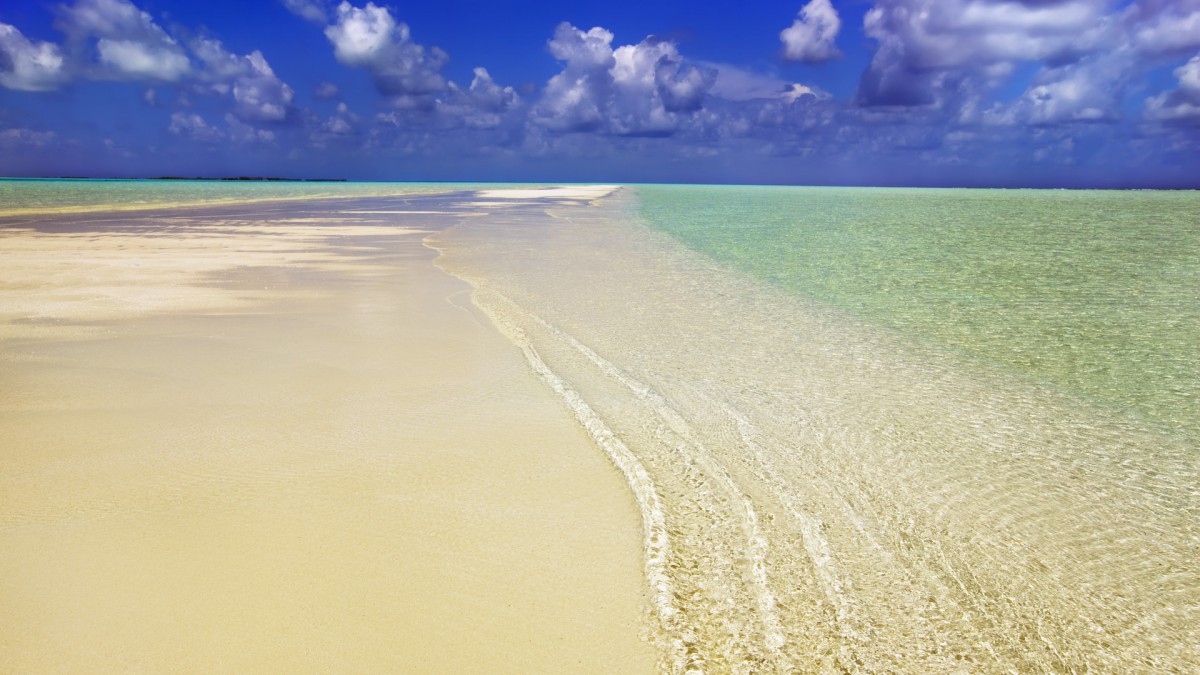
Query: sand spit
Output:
[[474, 186, 621, 201], [0, 191, 653, 673]]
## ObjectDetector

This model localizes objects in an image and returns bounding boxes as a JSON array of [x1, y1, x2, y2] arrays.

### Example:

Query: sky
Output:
[[0, 0, 1198, 187]]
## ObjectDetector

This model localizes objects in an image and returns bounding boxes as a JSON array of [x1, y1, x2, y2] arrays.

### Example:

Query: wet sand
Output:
[[0, 190, 654, 672]]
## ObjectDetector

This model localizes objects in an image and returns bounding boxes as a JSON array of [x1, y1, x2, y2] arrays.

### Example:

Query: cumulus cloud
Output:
[[609, 40, 682, 134], [314, 80, 340, 99], [0, 23, 67, 91], [168, 112, 223, 142], [535, 24, 615, 132], [1145, 53, 1200, 123], [1015, 53, 1129, 125], [703, 62, 826, 104], [325, 1, 393, 64], [324, 1, 447, 104], [58, 0, 152, 36], [1128, 0, 1200, 56], [533, 23, 714, 136], [780, 0, 841, 63], [856, 0, 1112, 108], [58, 0, 192, 81], [850, 0, 1200, 134], [439, 67, 521, 129], [231, 52, 295, 122], [225, 113, 277, 143], [651, 45, 714, 113], [0, 127, 57, 148], [281, 0, 331, 24], [190, 38, 295, 123], [96, 37, 189, 81], [190, 37, 244, 84], [888, 0, 1200, 126]]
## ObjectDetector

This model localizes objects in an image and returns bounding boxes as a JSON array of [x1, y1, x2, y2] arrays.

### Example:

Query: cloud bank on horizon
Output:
[[0, 0, 1197, 186]]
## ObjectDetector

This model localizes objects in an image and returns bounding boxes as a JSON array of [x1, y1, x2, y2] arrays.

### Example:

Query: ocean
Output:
[[636, 184, 1200, 444], [433, 184, 1200, 672], [0, 177, 518, 216]]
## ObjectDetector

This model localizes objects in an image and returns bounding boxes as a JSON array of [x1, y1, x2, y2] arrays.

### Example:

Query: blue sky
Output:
[[1, 0, 1197, 186]]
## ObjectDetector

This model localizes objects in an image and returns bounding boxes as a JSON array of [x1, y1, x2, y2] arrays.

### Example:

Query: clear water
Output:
[[637, 185, 1200, 443], [433, 187, 1200, 672], [0, 177, 532, 215], [6, 181, 1195, 671]]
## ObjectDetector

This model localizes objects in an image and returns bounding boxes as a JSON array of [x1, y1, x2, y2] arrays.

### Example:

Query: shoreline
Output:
[[0, 189, 654, 672], [432, 185, 1199, 671]]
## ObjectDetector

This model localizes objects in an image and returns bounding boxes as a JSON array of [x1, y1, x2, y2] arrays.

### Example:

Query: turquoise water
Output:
[[636, 185, 1200, 441], [436, 189, 1199, 671], [0, 178, 530, 214]]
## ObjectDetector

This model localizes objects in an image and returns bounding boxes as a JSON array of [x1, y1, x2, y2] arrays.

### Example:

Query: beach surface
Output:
[[0, 188, 654, 672], [3, 183, 1196, 673]]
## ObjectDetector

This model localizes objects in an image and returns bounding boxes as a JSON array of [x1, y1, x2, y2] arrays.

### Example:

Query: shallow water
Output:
[[433, 188, 1200, 672], [0, 177, 537, 215], [638, 185, 1200, 443]]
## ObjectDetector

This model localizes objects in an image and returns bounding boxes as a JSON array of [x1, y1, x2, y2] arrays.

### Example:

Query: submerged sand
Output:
[[0, 190, 654, 672]]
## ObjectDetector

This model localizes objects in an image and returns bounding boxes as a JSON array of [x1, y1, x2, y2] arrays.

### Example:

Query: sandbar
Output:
[[0, 191, 654, 672]]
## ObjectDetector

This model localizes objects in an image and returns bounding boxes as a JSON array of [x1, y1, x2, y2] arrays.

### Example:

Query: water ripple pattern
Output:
[[429, 188, 1200, 673]]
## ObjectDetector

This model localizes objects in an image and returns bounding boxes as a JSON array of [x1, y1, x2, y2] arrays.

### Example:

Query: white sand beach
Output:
[[0, 189, 653, 672]]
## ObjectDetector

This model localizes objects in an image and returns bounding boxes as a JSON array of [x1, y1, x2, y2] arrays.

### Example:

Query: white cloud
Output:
[[225, 113, 277, 143], [547, 24, 614, 68], [191, 37, 246, 81], [168, 112, 223, 141], [308, 102, 361, 147], [281, 0, 330, 24], [1021, 62, 1121, 124], [58, 0, 192, 81], [59, 0, 148, 36], [609, 40, 679, 134], [0, 23, 67, 91], [782, 83, 821, 103], [314, 81, 340, 99], [534, 23, 714, 136], [1145, 53, 1200, 123], [780, 0, 841, 63], [324, 1, 447, 101], [440, 67, 521, 129], [97, 37, 189, 81], [535, 24, 615, 132], [650, 45, 713, 113], [0, 127, 57, 148], [973, 48, 1133, 127], [232, 52, 294, 121], [975, 1, 1200, 126], [192, 39, 295, 123], [1129, 0, 1200, 56], [856, 0, 1111, 107], [325, 1, 395, 65], [703, 62, 826, 104]]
